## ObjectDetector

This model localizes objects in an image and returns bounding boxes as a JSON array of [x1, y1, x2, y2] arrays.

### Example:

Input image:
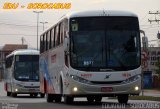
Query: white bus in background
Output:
[[40, 10, 141, 104], [4, 49, 44, 97]]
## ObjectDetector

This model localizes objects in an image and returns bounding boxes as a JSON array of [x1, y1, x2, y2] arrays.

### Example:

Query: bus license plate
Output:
[[101, 87, 113, 92]]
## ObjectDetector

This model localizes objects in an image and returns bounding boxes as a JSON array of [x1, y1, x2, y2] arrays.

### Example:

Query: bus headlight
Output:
[[70, 75, 92, 84], [122, 75, 141, 84], [134, 86, 139, 91], [73, 87, 78, 92], [15, 88, 18, 92]]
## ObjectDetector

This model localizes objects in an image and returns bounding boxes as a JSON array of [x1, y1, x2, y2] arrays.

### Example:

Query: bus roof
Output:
[[40, 10, 138, 36], [6, 49, 39, 58], [65, 10, 138, 19]]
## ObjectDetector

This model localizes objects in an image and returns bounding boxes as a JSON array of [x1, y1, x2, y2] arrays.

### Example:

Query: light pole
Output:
[[40, 22, 48, 31], [33, 11, 43, 50], [140, 30, 147, 96]]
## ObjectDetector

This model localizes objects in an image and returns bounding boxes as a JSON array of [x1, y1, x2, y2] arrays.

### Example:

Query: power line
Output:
[[0, 17, 37, 24], [148, 11, 160, 24], [141, 27, 160, 30], [0, 22, 38, 27], [140, 24, 159, 26], [0, 33, 36, 36]]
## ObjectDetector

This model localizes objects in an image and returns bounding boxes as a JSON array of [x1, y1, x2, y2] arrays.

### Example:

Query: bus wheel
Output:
[[30, 94, 34, 97], [7, 92, 11, 96], [64, 96, 73, 104], [87, 97, 94, 103], [34, 93, 38, 97], [46, 94, 53, 103], [40, 93, 45, 98], [95, 97, 102, 102], [12, 93, 17, 97], [117, 94, 128, 104], [54, 95, 62, 103]]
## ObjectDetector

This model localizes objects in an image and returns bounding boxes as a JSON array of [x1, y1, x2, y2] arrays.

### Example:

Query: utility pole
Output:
[[33, 11, 43, 50], [21, 37, 24, 45], [148, 11, 160, 46]]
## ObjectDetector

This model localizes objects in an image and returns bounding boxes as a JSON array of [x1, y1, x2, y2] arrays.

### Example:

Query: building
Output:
[[0, 44, 28, 80], [142, 47, 160, 73], [142, 47, 160, 88]]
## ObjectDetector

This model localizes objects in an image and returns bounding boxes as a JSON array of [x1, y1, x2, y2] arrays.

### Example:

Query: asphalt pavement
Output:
[[1, 81, 160, 98]]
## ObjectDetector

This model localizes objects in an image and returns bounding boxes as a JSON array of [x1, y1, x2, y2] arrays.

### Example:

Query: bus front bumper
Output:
[[12, 85, 40, 94], [64, 77, 141, 97]]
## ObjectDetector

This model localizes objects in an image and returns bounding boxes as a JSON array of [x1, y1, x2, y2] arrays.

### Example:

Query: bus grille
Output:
[[24, 86, 40, 88], [90, 81, 123, 85]]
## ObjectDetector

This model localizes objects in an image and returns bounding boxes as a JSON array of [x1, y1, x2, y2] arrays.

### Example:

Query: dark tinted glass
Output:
[[70, 17, 140, 71], [14, 55, 39, 81]]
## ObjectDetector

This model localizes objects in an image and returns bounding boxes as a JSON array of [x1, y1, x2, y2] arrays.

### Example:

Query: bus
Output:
[[39, 10, 141, 104], [4, 49, 43, 97]]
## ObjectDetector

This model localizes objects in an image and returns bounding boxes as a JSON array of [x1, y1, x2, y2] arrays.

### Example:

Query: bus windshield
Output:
[[70, 17, 140, 71], [14, 55, 39, 81]]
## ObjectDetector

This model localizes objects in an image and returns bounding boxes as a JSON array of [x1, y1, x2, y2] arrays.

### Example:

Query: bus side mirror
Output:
[[64, 37, 69, 52]]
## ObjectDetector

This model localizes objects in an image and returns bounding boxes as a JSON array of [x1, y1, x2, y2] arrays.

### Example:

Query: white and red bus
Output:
[[39, 10, 141, 104], [4, 49, 43, 97]]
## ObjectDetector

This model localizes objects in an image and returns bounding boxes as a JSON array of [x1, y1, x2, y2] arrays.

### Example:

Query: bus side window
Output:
[[55, 25, 60, 46], [64, 19, 68, 38], [44, 34, 46, 52], [49, 30, 52, 49], [51, 28, 55, 48], [46, 32, 48, 51], [60, 22, 64, 44], [40, 35, 44, 53], [43, 35, 45, 52], [47, 31, 50, 50]]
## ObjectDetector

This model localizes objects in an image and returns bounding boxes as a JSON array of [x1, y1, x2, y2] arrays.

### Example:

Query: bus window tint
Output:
[[40, 35, 44, 53], [14, 55, 39, 81], [49, 30, 52, 49], [46, 32, 48, 51], [70, 17, 140, 71]]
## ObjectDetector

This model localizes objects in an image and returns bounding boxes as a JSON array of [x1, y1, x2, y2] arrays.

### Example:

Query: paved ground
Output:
[[1, 81, 160, 109], [1, 81, 160, 98], [0, 81, 6, 97]]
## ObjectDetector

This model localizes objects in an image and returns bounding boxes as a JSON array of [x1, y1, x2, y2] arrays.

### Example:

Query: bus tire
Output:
[[30, 94, 34, 97], [40, 93, 45, 98], [54, 95, 62, 103], [34, 93, 38, 97], [46, 94, 53, 103], [117, 94, 128, 104], [87, 97, 94, 103], [95, 97, 102, 102], [64, 96, 73, 104], [60, 77, 63, 94], [7, 92, 11, 96], [11, 93, 17, 97]]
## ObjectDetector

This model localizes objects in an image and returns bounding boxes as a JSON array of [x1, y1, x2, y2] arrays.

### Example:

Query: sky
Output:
[[0, 0, 160, 49]]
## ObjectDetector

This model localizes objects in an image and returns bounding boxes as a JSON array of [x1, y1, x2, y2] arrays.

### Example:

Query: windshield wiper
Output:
[[100, 68, 114, 72]]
